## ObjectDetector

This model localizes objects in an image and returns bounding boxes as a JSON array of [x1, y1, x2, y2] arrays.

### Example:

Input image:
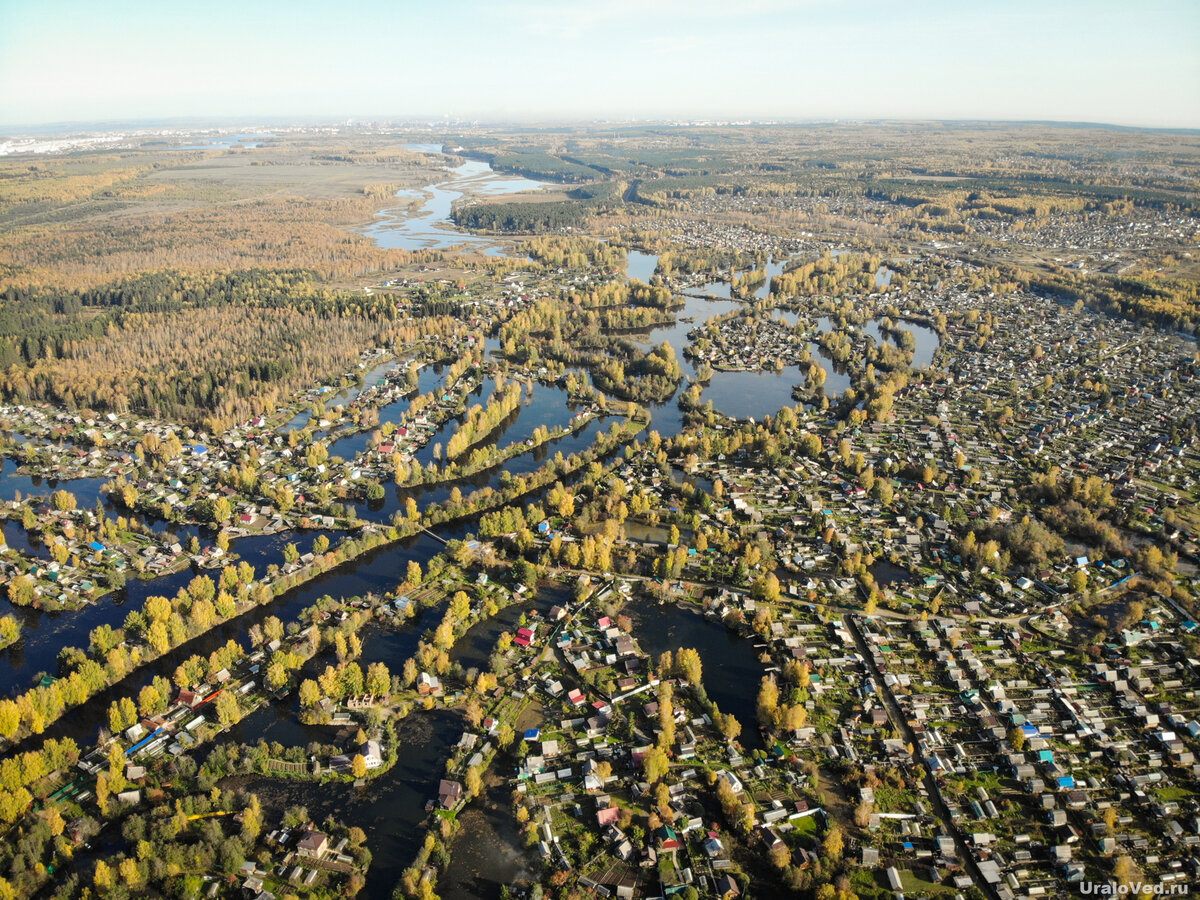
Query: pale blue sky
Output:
[[1, 0, 1197, 129]]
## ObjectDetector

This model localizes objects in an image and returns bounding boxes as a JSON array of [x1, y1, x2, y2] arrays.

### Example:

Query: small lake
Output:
[[687, 256, 788, 301], [627, 601, 763, 750], [0, 456, 111, 508], [615, 255, 878, 430], [863, 319, 940, 370], [626, 250, 659, 284]]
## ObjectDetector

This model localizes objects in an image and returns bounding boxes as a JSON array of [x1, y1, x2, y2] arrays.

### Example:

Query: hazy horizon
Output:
[[1, 0, 1198, 131]]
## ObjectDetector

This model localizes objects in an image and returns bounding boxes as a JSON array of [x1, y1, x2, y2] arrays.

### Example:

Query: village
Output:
[[0, 191, 1196, 900]]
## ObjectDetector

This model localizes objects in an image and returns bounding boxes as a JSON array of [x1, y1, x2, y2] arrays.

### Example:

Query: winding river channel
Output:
[[361, 143, 550, 257]]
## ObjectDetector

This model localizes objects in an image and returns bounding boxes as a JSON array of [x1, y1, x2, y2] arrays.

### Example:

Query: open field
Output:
[[0, 136, 451, 287]]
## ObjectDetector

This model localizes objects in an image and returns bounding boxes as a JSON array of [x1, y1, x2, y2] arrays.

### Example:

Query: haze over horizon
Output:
[[1, 0, 1198, 131]]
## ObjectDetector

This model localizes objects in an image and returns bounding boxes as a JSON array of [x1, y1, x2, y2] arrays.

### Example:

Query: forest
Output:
[[0, 269, 464, 428], [4, 126, 1196, 332], [451, 181, 625, 233]]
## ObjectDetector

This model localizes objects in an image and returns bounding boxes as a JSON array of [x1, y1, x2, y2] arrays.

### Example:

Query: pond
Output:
[[862, 319, 940, 370], [626, 601, 763, 750], [626, 250, 659, 284], [870, 559, 919, 588]]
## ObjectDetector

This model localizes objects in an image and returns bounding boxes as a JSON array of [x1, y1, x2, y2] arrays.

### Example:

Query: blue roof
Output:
[[523, 728, 540, 741], [192, 445, 208, 454], [88, 541, 105, 551], [1057, 776, 1076, 789], [1021, 724, 1039, 737]]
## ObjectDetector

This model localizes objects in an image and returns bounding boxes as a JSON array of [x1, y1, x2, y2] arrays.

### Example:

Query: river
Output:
[[362, 145, 549, 257]]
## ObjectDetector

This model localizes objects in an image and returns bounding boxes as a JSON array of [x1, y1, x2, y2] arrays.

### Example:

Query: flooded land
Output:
[[1, 122, 1198, 900]]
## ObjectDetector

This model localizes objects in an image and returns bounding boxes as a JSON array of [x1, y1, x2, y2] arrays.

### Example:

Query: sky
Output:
[[1, 0, 1198, 130]]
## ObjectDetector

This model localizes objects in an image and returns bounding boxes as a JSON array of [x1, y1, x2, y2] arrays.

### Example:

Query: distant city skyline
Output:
[[1, 0, 1198, 131]]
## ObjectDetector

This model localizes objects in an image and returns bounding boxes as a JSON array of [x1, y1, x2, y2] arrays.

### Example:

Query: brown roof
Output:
[[296, 831, 328, 853]]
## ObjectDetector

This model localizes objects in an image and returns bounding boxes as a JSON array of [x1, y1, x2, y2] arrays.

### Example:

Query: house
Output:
[[296, 831, 329, 859], [417, 672, 440, 695], [438, 779, 463, 809], [655, 824, 681, 856], [717, 874, 741, 897], [597, 806, 621, 827], [361, 740, 383, 769]]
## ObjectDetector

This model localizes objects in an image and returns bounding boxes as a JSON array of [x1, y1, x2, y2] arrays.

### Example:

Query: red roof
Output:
[[596, 807, 620, 826]]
